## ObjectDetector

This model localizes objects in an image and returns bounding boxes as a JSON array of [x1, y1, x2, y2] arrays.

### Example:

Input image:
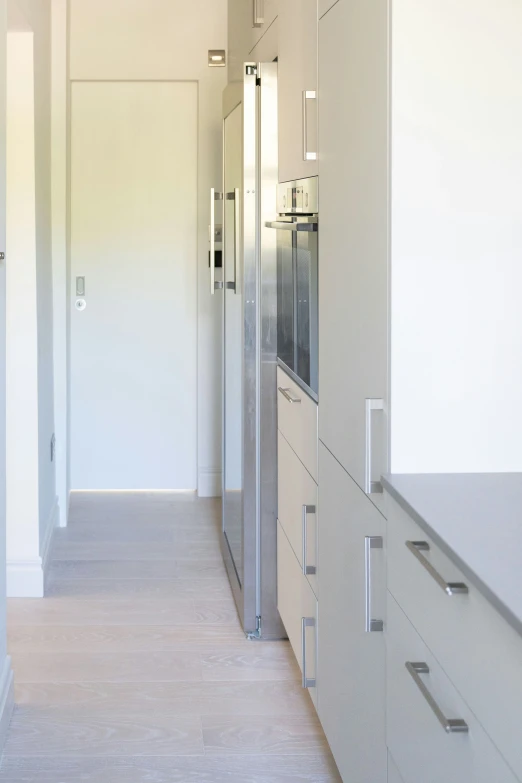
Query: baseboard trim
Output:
[[198, 468, 222, 498], [7, 496, 59, 598], [0, 657, 14, 755]]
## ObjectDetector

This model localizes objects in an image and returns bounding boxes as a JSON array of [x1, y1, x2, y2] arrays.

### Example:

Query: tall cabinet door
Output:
[[318, 443, 387, 783], [278, 0, 318, 183], [318, 0, 389, 497]]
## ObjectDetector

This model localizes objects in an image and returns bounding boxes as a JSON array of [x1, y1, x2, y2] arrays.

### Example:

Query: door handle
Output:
[[301, 617, 316, 689], [406, 662, 469, 734], [302, 505, 316, 576], [365, 398, 384, 495], [278, 387, 301, 404], [234, 187, 240, 294], [302, 90, 317, 162], [364, 536, 383, 632], [406, 541, 469, 596], [210, 188, 223, 295]]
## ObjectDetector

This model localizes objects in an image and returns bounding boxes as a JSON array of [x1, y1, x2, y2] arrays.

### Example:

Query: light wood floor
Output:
[[1, 492, 340, 782]]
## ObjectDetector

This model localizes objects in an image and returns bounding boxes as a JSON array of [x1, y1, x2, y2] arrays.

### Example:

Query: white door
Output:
[[318, 0, 388, 495], [70, 82, 198, 490], [318, 442, 387, 782]]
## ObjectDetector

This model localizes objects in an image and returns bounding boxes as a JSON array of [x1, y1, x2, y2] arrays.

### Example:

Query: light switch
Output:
[[76, 276, 85, 297]]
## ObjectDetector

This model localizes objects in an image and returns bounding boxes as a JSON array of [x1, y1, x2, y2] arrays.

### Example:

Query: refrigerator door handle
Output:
[[210, 188, 223, 295]]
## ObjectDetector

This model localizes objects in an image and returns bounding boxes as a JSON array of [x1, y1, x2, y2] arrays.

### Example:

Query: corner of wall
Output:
[[6, 495, 58, 597]]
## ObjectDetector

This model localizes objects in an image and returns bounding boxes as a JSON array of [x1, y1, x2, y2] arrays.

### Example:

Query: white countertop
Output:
[[382, 473, 522, 637]]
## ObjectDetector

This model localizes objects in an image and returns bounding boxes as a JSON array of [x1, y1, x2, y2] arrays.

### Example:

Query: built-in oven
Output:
[[266, 177, 318, 400]]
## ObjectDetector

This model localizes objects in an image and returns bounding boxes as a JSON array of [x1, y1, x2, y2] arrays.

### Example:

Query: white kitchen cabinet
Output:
[[318, 0, 388, 506], [277, 366, 318, 481], [278, 0, 318, 183], [278, 431, 318, 596], [387, 594, 518, 783], [318, 443, 386, 782], [277, 521, 318, 708], [319, 0, 522, 494], [251, 0, 278, 46]]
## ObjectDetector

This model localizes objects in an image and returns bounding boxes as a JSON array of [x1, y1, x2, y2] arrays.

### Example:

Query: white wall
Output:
[[58, 0, 227, 497], [6, 0, 56, 596], [390, 0, 522, 473]]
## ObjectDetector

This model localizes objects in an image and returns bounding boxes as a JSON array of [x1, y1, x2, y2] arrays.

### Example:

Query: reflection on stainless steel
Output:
[[220, 63, 285, 641]]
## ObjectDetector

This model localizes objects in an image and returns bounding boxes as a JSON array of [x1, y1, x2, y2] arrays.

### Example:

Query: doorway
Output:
[[70, 81, 198, 490]]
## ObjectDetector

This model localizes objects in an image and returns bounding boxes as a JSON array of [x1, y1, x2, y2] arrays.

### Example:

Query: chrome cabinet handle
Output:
[[278, 387, 301, 404], [253, 0, 264, 27], [233, 187, 240, 294], [210, 188, 223, 295], [301, 617, 316, 689], [365, 398, 384, 495], [302, 91, 317, 162], [406, 541, 468, 596], [365, 536, 383, 632], [302, 505, 317, 576], [406, 662, 469, 734]]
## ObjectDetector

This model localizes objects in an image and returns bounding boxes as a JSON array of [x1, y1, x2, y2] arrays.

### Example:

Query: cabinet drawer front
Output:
[[387, 494, 522, 780], [277, 367, 318, 480], [278, 431, 318, 596], [277, 521, 318, 707], [387, 593, 518, 783]]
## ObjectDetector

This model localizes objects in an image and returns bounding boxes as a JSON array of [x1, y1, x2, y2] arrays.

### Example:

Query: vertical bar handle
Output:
[[210, 187, 216, 296], [365, 398, 384, 495], [365, 536, 384, 632], [302, 505, 317, 576], [234, 187, 240, 294], [302, 90, 317, 162], [253, 0, 264, 26], [301, 617, 316, 689]]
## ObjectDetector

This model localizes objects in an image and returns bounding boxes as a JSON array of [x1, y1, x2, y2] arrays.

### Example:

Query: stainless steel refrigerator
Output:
[[210, 62, 284, 640]]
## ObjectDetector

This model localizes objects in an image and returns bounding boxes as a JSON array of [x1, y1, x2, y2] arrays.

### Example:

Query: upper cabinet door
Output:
[[251, 0, 278, 47], [318, 0, 388, 500], [278, 0, 318, 183]]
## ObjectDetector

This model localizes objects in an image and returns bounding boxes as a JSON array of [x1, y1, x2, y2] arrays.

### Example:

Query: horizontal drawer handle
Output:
[[278, 386, 301, 404], [406, 662, 469, 734], [406, 541, 468, 596]]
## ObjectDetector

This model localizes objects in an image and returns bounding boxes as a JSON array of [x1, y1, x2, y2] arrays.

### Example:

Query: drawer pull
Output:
[[302, 505, 317, 576], [406, 541, 469, 596], [278, 386, 301, 404], [365, 536, 384, 632], [365, 398, 384, 495], [406, 662, 469, 734], [301, 617, 316, 689]]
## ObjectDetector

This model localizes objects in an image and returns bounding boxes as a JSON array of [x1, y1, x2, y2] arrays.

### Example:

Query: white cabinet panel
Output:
[[278, 0, 318, 183], [277, 367, 318, 481], [278, 431, 318, 596], [387, 493, 522, 781], [318, 0, 339, 17], [387, 593, 518, 783], [388, 753, 405, 783], [318, 443, 386, 782], [277, 521, 318, 708], [318, 0, 388, 495], [251, 0, 278, 47]]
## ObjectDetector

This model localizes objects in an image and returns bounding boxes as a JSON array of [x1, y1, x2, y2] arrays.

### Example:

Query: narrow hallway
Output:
[[0, 493, 339, 781]]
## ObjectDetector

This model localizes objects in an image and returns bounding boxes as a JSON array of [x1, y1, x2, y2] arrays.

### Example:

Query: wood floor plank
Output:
[[0, 755, 342, 782], [7, 597, 201, 626], [201, 647, 300, 682], [10, 651, 202, 683], [4, 711, 204, 757], [7, 624, 249, 653], [13, 681, 313, 716], [51, 540, 221, 561], [202, 716, 329, 755], [46, 577, 234, 600]]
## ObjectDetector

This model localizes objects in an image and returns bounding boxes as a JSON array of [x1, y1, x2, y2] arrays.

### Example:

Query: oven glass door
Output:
[[276, 225, 318, 397]]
